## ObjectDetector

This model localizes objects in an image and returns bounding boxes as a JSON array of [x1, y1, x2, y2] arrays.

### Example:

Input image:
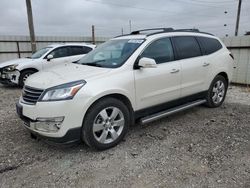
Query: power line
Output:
[[84, 0, 234, 19]]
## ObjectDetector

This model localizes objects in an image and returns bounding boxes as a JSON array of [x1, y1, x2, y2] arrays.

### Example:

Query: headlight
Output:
[[3, 64, 18, 72], [39, 80, 86, 101]]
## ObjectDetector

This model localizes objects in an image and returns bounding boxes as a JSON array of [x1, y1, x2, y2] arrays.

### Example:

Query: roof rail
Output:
[[173, 28, 214, 36], [130, 28, 174, 35], [115, 27, 213, 38], [174, 29, 200, 32]]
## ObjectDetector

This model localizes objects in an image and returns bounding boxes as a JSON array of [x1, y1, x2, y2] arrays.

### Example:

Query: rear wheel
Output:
[[19, 70, 36, 87], [82, 98, 130, 150], [206, 75, 228, 108]]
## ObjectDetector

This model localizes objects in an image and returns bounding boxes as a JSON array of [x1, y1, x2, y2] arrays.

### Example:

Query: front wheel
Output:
[[205, 75, 228, 108], [82, 98, 130, 150]]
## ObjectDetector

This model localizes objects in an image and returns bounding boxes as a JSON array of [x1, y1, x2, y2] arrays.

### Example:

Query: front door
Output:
[[134, 37, 181, 110], [43, 46, 72, 70]]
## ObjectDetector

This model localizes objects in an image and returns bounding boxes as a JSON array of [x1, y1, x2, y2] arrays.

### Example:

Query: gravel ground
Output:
[[0, 85, 249, 188]]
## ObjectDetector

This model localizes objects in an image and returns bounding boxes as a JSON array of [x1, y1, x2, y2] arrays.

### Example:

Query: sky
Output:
[[0, 0, 249, 37]]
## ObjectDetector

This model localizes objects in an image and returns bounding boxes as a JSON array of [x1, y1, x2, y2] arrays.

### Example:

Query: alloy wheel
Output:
[[212, 80, 225, 104], [93, 107, 125, 144]]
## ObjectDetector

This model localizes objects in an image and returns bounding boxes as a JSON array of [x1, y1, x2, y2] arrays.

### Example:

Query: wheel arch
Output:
[[217, 72, 229, 85], [84, 93, 135, 126], [20, 68, 39, 74]]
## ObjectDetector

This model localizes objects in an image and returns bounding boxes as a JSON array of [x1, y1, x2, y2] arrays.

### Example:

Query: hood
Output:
[[0, 58, 35, 69], [25, 63, 112, 89]]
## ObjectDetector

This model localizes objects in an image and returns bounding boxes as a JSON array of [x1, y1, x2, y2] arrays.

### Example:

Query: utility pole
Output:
[[235, 0, 242, 36], [129, 20, 132, 33], [121, 27, 124, 35], [92, 25, 95, 44], [26, 0, 36, 53]]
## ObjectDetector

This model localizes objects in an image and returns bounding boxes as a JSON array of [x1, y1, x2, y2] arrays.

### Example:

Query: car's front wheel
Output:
[[82, 98, 130, 150], [206, 75, 228, 108]]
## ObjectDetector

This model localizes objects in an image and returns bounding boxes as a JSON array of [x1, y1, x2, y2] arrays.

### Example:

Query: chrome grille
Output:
[[22, 86, 44, 105]]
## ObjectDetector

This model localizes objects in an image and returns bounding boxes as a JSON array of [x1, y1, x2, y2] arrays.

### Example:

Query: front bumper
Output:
[[0, 70, 20, 85], [16, 98, 88, 144]]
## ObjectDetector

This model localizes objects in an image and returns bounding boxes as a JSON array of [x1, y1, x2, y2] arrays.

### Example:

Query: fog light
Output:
[[33, 117, 64, 133]]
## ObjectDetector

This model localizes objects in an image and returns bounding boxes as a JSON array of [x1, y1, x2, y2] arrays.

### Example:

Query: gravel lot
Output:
[[0, 85, 249, 188]]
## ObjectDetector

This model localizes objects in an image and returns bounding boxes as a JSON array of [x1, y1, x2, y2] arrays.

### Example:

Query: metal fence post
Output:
[[16, 41, 21, 58]]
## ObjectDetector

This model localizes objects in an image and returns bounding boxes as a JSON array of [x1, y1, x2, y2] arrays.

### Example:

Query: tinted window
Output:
[[172, 36, 202, 60], [49, 47, 70, 58], [197, 37, 222, 55], [141, 38, 174, 64], [70, 46, 93, 56]]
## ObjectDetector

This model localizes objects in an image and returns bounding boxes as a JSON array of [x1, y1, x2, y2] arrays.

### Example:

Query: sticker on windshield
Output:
[[128, 39, 144, 44]]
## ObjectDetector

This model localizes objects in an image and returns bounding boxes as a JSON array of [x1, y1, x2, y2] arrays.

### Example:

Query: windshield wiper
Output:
[[84, 62, 103, 67], [81, 60, 105, 67], [72, 60, 79, 64]]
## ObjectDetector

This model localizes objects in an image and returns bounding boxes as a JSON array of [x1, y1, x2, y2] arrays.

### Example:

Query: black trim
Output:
[[134, 91, 207, 120], [28, 127, 81, 144], [227, 46, 250, 49]]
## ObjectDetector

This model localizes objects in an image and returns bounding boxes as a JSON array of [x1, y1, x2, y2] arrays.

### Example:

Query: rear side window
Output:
[[197, 37, 223, 55], [172, 36, 202, 60], [70, 46, 93, 56], [141, 38, 174, 64]]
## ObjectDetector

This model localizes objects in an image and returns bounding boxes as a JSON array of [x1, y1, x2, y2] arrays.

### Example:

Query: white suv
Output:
[[16, 28, 234, 150], [0, 43, 95, 86]]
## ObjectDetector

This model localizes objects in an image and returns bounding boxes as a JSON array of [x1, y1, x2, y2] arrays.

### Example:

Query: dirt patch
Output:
[[0, 84, 249, 188]]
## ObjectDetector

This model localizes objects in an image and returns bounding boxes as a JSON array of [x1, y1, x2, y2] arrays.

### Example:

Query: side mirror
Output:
[[138, 57, 157, 68], [47, 54, 54, 61]]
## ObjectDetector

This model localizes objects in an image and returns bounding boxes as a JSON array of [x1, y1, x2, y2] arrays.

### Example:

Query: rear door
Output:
[[172, 36, 208, 97], [134, 37, 181, 110]]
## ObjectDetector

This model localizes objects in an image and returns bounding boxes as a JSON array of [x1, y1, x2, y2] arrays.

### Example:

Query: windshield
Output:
[[30, 47, 52, 59], [77, 39, 144, 68]]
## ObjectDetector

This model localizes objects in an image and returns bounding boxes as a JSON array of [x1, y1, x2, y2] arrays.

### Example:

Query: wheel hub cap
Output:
[[212, 80, 225, 104], [93, 107, 125, 144]]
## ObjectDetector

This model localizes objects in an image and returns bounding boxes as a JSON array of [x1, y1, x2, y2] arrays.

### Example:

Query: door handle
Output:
[[170, 69, 180, 73], [203, 62, 210, 67]]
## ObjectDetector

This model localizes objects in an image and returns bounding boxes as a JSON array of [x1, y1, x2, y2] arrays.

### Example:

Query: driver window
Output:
[[49, 47, 69, 58], [141, 38, 174, 64]]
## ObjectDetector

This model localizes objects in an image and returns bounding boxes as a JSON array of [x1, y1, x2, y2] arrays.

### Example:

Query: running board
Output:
[[140, 99, 206, 124]]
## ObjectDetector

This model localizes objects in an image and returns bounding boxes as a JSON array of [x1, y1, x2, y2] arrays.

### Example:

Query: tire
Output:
[[205, 75, 228, 108], [82, 98, 130, 150], [19, 70, 36, 87]]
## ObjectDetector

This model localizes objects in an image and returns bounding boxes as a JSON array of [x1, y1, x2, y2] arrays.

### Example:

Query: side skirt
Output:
[[134, 91, 207, 123], [140, 99, 206, 124]]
